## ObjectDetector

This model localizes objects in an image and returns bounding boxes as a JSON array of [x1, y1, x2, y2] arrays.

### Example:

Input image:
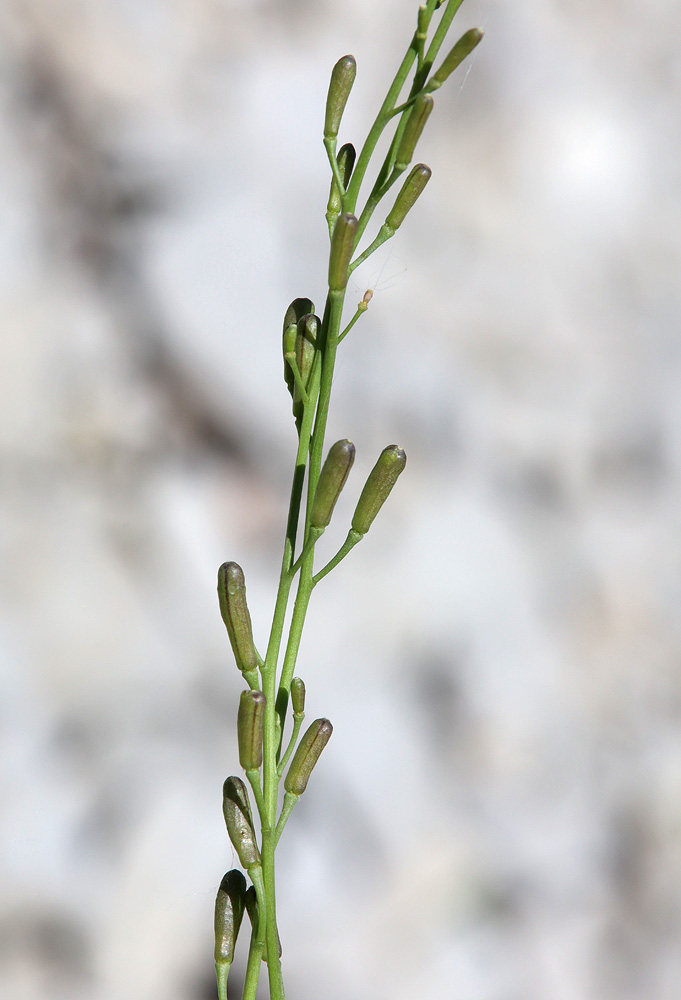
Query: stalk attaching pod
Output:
[[395, 93, 434, 171], [214, 869, 247, 965], [310, 439, 356, 529], [327, 142, 356, 223], [292, 313, 319, 426], [386, 164, 432, 232], [324, 55, 357, 142], [329, 213, 358, 292], [222, 776, 261, 870], [429, 28, 484, 90], [284, 718, 333, 796], [218, 562, 259, 681], [351, 445, 407, 535], [237, 689, 266, 772]]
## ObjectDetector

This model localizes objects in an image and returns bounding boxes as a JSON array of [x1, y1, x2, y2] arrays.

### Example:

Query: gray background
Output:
[[1, 1, 680, 998]]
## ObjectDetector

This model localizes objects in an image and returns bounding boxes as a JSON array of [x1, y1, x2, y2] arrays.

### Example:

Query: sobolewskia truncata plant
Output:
[[213, 3, 482, 997]]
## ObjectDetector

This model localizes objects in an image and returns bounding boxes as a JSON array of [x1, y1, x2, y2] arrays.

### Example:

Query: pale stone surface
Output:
[[1, 1, 680, 998]]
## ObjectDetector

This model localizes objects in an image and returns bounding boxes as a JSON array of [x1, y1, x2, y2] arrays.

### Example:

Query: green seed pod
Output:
[[291, 677, 306, 716], [292, 313, 319, 425], [237, 690, 265, 771], [310, 439, 356, 529], [328, 213, 358, 292], [395, 93, 433, 171], [284, 718, 333, 796], [326, 142, 356, 219], [430, 28, 484, 89], [351, 445, 407, 535], [214, 869, 247, 964], [217, 562, 258, 675], [324, 55, 356, 141], [222, 776, 260, 870], [385, 164, 432, 232], [283, 297, 315, 394]]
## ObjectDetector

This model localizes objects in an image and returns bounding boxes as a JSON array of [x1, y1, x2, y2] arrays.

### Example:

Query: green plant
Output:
[[214, 3, 482, 997]]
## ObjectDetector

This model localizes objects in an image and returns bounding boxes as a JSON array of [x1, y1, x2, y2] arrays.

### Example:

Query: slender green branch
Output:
[[275, 791, 299, 847], [312, 529, 363, 587], [277, 713, 305, 776]]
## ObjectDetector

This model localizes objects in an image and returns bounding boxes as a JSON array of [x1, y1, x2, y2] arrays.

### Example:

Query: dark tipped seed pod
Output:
[[292, 313, 319, 425], [327, 142, 356, 219], [351, 445, 407, 535], [310, 439, 356, 529], [222, 776, 260, 870], [328, 213, 358, 292], [395, 93, 433, 171], [291, 677, 306, 716], [386, 164, 432, 232], [218, 562, 258, 675], [430, 28, 483, 89], [237, 690, 266, 771], [283, 297, 315, 393], [214, 869, 247, 964], [324, 55, 356, 141], [284, 718, 333, 796]]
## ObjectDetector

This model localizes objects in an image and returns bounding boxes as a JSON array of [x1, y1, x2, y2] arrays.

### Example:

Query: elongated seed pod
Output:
[[430, 28, 483, 89], [222, 776, 260, 869], [386, 164, 432, 231], [284, 718, 333, 795], [395, 93, 433, 171], [310, 439, 356, 528], [214, 869, 247, 964], [329, 213, 358, 291], [283, 297, 315, 394], [324, 55, 356, 141], [291, 677, 306, 716], [237, 690, 265, 771], [292, 313, 319, 425], [351, 445, 407, 535], [327, 142, 356, 219], [218, 563, 258, 674]]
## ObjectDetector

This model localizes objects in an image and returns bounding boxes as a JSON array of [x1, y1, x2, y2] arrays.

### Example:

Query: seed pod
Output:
[[430, 28, 483, 89], [351, 445, 407, 535], [310, 439, 356, 529], [328, 213, 358, 292], [327, 142, 356, 219], [284, 718, 333, 796], [223, 776, 260, 870], [218, 562, 258, 675], [291, 677, 306, 716], [324, 55, 356, 141], [214, 869, 247, 964], [283, 297, 315, 394], [386, 164, 432, 232], [292, 313, 319, 425], [395, 93, 433, 171], [237, 690, 265, 771]]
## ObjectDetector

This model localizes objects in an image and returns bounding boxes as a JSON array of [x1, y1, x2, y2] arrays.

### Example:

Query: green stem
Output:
[[277, 713, 305, 776], [215, 961, 230, 1000], [242, 928, 264, 1000], [275, 791, 299, 847], [312, 529, 363, 587]]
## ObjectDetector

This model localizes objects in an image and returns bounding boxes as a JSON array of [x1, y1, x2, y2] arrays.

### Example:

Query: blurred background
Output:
[[1, 1, 680, 998]]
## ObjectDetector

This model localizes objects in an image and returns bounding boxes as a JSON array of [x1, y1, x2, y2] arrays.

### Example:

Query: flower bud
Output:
[[237, 690, 265, 771], [310, 439, 356, 529], [351, 445, 407, 535], [283, 297, 315, 393], [385, 164, 432, 232], [291, 677, 306, 716], [324, 55, 356, 141], [218, 562, 258, 675], [395, 93, 433, 171], [327, 142, 356, 219], [430, 29, 483, 89], [223, 776, 260, 870], [214, 869, 247, 964], [329, 213, 358, 291], [284, 718, 333, 796]]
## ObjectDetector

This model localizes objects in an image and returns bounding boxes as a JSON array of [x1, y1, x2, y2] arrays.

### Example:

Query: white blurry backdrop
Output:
[[1, 0, 680, 998]]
